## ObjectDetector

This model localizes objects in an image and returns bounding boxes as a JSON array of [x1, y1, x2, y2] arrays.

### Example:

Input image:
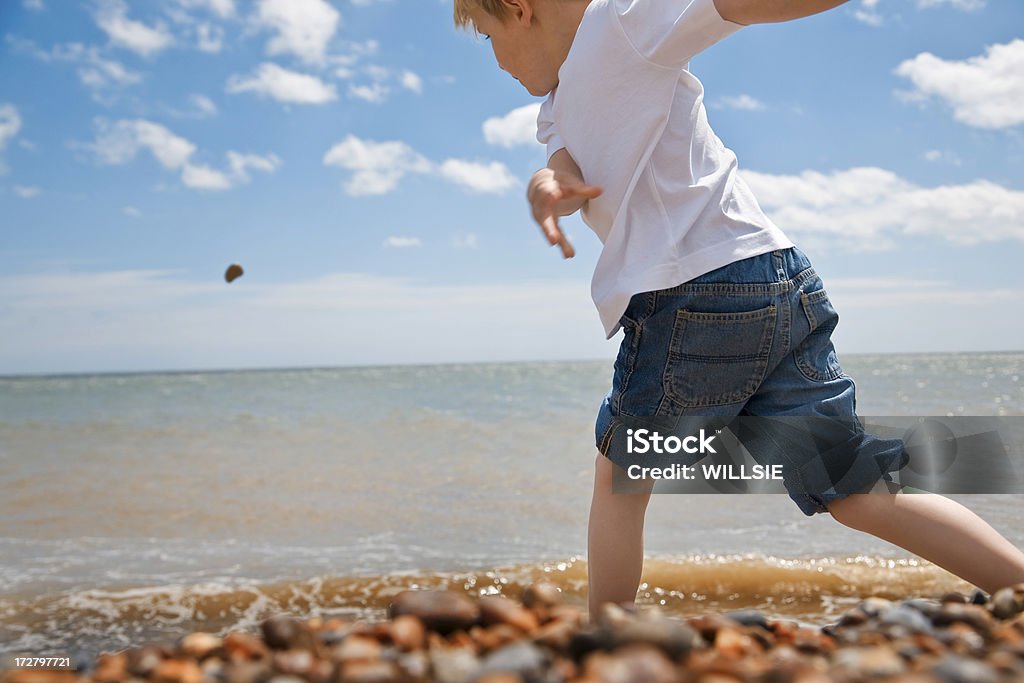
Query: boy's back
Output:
[[535, 0, 793, 338]]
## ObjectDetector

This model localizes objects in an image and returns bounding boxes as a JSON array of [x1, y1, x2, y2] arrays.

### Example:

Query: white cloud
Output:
[[181, 163, 232, 190], [227, 62, 337, 104], [177, 0, 235, 18], [916, 0, 984, 10], [14, 185, 40, 198], [400, 70, 423, 94], [741, 166, 1024, 250], [189, 93, 218, 117], [23, 0, 45, 10], [348, 83, 389, 104], [438, 159, 518, 194], [196, 23, 225, 53], [323, 135, 432, 196], [96, 0, 174, 57], [852, 5, 883, 25], [894, 39, 1024, 129], [716, 94, 767, 111], [383, 236, 422, 248], [365, 64, 390, 82], [323, 135, 519, 197], [227, 151, 282, 181], [923, 149, 961, 165], [92, 119, 196, 169], [483, 103, 542, 148], [6, 37, 142, 101], [0, 104, 22, 156], [452, 233, 479, 250], [255, 0, 340, 66], [87, 118, 279, 192], [123, 206, 142, 218]]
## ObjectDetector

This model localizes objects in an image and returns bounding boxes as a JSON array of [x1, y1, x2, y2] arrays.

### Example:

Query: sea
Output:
[[1, 352, 1023, 664]]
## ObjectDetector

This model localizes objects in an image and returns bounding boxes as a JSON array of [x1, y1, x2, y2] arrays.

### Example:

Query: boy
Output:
[[454, 0, 1024, 618]]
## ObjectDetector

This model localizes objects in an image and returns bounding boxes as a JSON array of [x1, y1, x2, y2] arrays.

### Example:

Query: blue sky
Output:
[[0, 0, 1022, 374]]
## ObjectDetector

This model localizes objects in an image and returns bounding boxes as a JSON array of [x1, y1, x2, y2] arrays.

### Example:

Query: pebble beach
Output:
[[5, 581, 1024, 683]]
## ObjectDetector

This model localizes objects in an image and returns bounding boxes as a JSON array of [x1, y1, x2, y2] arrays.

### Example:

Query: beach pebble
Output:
[[476, 642, 547, 681], [880, 605, 934, 633], [713, 626, 761, 659], [150, 659, 203, 683], [532, 619, 577, 652], [331, 636, 381, 664], [428, 646, 481, 683], [900, 598, 943, 621], [579, 645, 677, 683], [337, 660, 399, 683], [990, 585, 1024, 620], [941, 592, 970, 605], [390, 591, 481, 636], [178, 634, 223, 661], [125, 646, 168, 678], [478, 597, 539, 634], [270, 649, 315, 677], [521, 584, 562, 612], [831, 646, 906, 677], [722, 610, 769, 631], [92, 653, 128, 683], [389, 615, 426, 652], [223, 632, 269, 662], [222, 660, 271, 683], [261, 617, 316, 652], [224, 264, 244, 283], [934, 604, 994, 636], [930, 654, 999, 683], [604, 615, 700, 661], [855, 597, 894, 618]]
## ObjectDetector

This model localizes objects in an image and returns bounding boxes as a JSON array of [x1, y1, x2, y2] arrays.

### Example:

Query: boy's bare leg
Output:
[[828, 491, 1024, 594], [587, 451, 655, 619]]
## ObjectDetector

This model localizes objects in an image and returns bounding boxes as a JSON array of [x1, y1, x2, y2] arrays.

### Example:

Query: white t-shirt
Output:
[[537, 0, 795, 339]]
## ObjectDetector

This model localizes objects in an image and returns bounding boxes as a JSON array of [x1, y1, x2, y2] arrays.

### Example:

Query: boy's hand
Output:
[[527, 167, 602, 260]]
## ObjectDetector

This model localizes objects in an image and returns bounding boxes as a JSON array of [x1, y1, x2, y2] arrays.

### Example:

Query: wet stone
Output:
[[930, 654, 1000, 683], [603, 615, 700, 661], [476, 642, 547, 682], [260, 617, 315, 652], [723, 610, 770, 632], [831, 646, 906, 678], [856, 597, 894, 619], [990, 585, 1024, 621], [880, 605, 935, 634], [521, 584, 562, 612], [478, 597, 539, 635], [390, 591, 481, 636], [428, 646, 481, 683]]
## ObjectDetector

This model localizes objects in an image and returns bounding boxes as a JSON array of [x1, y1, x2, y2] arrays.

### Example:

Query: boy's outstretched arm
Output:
[[527, 148, 603, 260], [713, 0, 849, 25]]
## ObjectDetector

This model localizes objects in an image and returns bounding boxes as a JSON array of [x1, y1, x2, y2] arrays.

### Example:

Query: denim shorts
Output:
[[595, 246, 908, 516]]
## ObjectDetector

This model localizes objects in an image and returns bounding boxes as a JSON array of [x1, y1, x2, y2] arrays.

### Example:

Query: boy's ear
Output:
[[500, 0, 535, 25]]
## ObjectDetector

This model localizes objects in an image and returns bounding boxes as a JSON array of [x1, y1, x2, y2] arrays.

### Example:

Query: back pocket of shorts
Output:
[[662, 304, 776, 408], [794, 288, 844, 382]]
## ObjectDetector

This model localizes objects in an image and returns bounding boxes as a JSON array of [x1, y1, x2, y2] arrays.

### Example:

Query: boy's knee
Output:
[[827, 493, 889, 530], [593, 451, 655, 499]]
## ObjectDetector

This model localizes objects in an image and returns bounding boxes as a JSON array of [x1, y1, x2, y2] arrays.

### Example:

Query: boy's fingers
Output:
[[540, 213, 561, 245], [557, 232, 575, 259], [564, 184, 603, 199]]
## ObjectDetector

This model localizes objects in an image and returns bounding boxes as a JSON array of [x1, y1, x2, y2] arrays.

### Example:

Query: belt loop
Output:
[[772, 250, 786, 282]]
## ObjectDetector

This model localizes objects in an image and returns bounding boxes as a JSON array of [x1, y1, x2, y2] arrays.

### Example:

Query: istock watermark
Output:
[[604, 415, 1024, 496]]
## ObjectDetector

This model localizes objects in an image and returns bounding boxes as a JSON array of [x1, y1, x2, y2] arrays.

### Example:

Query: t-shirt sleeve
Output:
[[536, 90, 566, 163], [616, 0, 745, 69]]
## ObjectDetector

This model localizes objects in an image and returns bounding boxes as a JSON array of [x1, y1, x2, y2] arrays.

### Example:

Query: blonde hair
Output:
[[453, 0, 511, 32]]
